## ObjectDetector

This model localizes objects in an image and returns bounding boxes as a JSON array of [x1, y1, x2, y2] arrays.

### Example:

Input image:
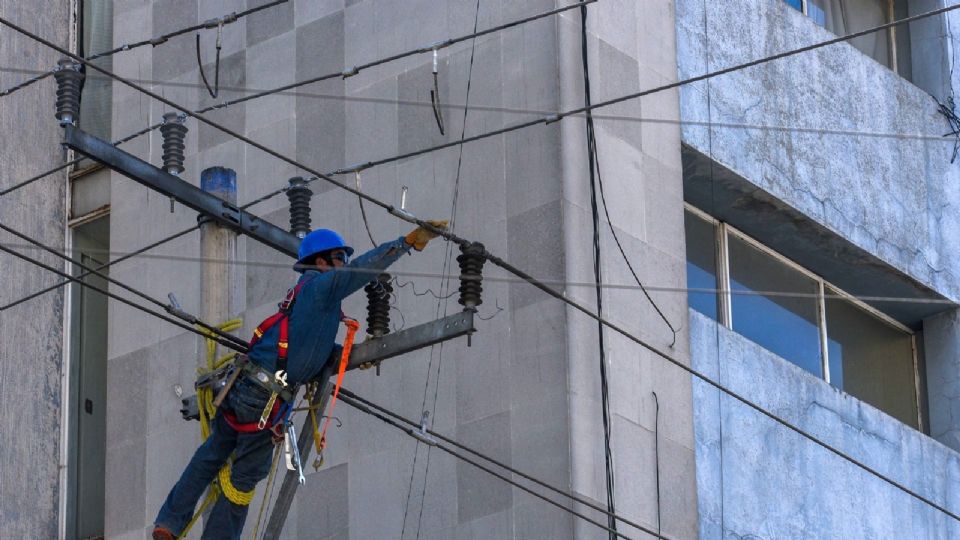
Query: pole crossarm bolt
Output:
[[53, 58, 83, 126], [286, 176, 313, 238], [159, 112, 188, 175]]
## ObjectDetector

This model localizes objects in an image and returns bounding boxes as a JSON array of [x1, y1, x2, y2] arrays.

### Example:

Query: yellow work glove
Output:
[[404, 220, 449, 251]]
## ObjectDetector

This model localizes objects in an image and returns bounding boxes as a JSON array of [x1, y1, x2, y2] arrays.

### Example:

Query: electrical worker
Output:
[[153, 221, 448, 540]]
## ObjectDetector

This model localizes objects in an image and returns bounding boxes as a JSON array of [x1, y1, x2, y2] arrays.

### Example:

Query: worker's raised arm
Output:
[[322, 220, 449, 302]]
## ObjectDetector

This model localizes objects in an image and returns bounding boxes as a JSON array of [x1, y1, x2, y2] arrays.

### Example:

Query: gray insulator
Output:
[[54, 59, 83, 126], [365, 274, 392, 337], [457, 242, 485, 310], [286, 176, 313, 238], [159, 112, 187, 175]]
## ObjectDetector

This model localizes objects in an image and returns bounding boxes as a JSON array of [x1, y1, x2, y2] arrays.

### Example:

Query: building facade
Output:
[[1, 0, 959, 538]]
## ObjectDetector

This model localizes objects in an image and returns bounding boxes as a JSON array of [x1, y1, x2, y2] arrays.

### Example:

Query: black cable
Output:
[[0, 240, 245, 352], [414, 2, 483, 537], [652, 391, 662, 535], [0, 220, 246, 348], [337, 392, 659, 540], [0, 226, 197, 312], [341, 387, 663, 537], [578, 5, 618, 538], [7, 12, 960, 520], [0, 1, 286, 100]]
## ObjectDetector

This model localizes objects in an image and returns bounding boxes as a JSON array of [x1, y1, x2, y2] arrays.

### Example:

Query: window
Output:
[[79, 0, 113, 139], [783, 0, 912, 81], [684, 207, 922, 429]]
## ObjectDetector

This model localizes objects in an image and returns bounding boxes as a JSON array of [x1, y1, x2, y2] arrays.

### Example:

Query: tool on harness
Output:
[[313, 317, 361, 469], [283, 420, 306, 485]]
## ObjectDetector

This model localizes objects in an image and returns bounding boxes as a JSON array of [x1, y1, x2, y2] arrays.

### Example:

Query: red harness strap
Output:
[[222, 279, 313, 433]]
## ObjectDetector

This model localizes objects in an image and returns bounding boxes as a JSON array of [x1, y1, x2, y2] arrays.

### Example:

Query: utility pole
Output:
[[199, 167, 239, 331]]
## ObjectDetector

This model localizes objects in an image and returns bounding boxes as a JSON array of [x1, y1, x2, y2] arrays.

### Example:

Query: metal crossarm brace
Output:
[[63, 125, 299, 257], [347, 310, 475, 370], [262, 310, 475, 538]]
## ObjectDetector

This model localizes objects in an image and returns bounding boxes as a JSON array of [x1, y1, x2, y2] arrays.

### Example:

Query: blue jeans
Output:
[[155, 377, 278, 540]]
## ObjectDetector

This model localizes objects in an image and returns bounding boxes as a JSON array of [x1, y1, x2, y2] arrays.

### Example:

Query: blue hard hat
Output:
[[296, 229, 354, 271]]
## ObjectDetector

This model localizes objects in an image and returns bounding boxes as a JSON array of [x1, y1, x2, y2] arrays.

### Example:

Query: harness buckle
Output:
[[274, 370, 289, 388]]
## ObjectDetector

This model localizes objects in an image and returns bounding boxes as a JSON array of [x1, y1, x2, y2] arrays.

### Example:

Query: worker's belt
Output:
[[240, 360, 295, 403]]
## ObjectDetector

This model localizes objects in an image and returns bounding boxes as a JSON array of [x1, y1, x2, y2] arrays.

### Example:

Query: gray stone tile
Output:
[[105, 437, 147, 536], [246, 206, 299, 309], [456, 411, 512, 523], [506, 200, 565, 309], [107, 347, 150, 446], [504, 124, 562, 219], [296, 12, 345, 175], [296, 463, 349, 537], [594, 38, 643, 148], [152, 0, 198, 81], [246, 0, 295, 47]]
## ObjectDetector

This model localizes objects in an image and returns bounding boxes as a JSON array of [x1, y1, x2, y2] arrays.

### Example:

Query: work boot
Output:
[[152, 526, 175, 540]]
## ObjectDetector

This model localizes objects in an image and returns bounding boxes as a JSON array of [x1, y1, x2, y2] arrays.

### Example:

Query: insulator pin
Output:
[[457, 242, 485, 310], [54, 59, 83, 126], [287, 177, 313, 239], [159, 112, 187, 175], [365, 274, 392, 338]]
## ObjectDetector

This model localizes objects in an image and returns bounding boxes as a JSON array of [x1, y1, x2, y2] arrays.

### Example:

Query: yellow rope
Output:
[[178, 318, 253, 539]]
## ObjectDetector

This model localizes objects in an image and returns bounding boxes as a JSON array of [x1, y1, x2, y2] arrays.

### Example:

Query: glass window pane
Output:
[[783, 0, 803, 11], [728, 234, 823, 377], [809, 0, 890, 68], [825, 287, 918, 427], [684, 211, 718, 321]]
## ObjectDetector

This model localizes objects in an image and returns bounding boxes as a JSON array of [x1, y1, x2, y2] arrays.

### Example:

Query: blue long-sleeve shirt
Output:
[[248, 236, 411, 385]]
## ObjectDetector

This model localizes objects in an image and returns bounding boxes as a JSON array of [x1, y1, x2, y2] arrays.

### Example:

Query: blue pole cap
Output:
[[200, 166, 237, 204]]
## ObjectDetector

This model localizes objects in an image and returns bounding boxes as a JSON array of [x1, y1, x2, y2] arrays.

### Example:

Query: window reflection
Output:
[[825, 287, 918, 427], [684, 212, 719, 321], [728, 233, 823, 377]]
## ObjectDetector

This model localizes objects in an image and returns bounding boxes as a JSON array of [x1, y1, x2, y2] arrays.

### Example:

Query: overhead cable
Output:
[[1, 240, 954, 308], [579, 5, 619, 537], [5, 13, 960, 518], [0, 1, 591, 200], [0, 227, 197, 312], [340, 387, 665, 538], [337, 391, 662, 540], [0, 237, 244, 352], [0, 0, 287, 100]]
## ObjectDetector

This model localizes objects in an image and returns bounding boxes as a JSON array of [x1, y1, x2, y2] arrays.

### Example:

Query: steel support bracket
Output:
[[347, 310, 475, 371], [63, 125, 300, 257]]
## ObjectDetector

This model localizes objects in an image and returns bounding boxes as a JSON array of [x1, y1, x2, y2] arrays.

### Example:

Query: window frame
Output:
[[684, 204, 922, 429], [788, 0, 904, 77]]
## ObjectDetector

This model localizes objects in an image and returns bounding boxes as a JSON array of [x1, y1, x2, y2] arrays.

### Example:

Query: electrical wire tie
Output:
[[544, 113, 563, 124], [150, 37, 168, 47], [342, 66, 360, 78]]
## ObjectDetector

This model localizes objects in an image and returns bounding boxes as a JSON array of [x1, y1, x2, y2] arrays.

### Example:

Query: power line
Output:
[[0, 0, 288, 100], [0, 227, 197, 312], [1, 240, 952, 309], [4, 63, 951, 144], [337, 391, 662, 540], [0, 220, 245, 347], [0, 1, 595, 201], [5, 10, 960, 519], [0, 234, 243, 352], [579, 4, 618, 537]]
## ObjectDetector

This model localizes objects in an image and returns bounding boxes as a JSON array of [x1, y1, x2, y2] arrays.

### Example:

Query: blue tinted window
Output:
[[783, 0, 803, 11], [684, 211, 718, 321], [728, 234, 823, 377]]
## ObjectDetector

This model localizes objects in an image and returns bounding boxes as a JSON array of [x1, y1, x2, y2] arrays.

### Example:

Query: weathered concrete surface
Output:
[[691, 310, 960, 538], [0, 0, 71, 536], [677, 0, 960, 304]]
